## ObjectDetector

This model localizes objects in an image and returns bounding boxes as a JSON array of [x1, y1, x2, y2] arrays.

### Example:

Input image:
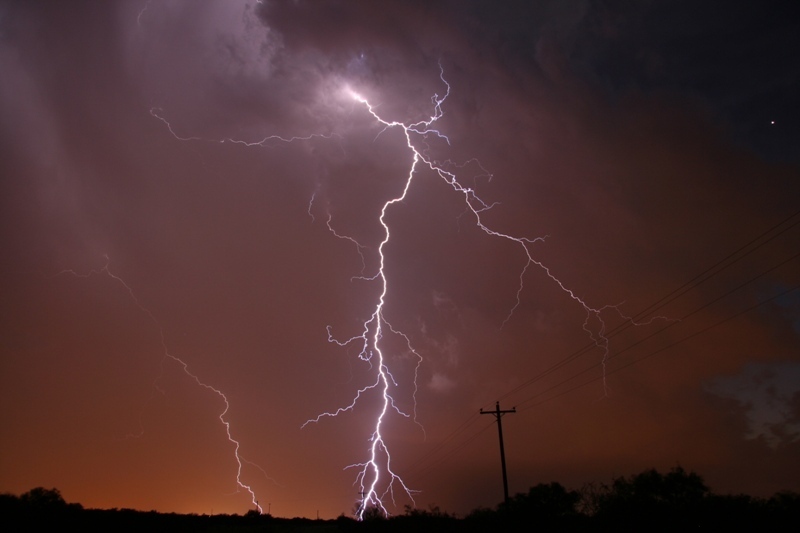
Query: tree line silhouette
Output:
[[3, 467, 798, 531]]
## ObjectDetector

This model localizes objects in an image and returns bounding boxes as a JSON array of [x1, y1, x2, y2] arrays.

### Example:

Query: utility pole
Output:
[[480, 401, 516, 504]]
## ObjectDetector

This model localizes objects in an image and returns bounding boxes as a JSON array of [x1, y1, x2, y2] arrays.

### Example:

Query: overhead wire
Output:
[[493, 208, 800, 408], [405, 209, 799, 483], [516, 281, 799, 413]]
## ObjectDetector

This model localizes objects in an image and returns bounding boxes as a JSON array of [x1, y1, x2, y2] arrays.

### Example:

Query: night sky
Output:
[[1, 0, 799, 519]]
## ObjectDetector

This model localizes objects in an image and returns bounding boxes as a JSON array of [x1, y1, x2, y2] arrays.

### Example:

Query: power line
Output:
[[402, 413, 481, 477], [496, 209, 800, 406], [515, 282, 799, 413], [405, 418, 495, 482], [405, 210, 799, 485], [406, 279, 798, 489]]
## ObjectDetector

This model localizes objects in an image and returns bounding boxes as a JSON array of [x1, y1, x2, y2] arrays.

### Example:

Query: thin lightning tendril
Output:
[[325, 212, 369, 277], [56, 256, 264, 513], [149, 108, 338, 146]]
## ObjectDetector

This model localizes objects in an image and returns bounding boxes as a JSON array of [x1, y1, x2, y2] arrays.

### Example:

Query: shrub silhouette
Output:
[[502, 482, 580, 520]]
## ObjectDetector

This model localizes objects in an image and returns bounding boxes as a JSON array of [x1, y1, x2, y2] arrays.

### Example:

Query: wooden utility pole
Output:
[[480, 401, 516, 504]]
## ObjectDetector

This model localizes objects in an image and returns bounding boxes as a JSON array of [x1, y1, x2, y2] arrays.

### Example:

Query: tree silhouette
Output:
[[594, 466, 709, 530], [20, 487, 68, 510], [1, 473, 796, 531]]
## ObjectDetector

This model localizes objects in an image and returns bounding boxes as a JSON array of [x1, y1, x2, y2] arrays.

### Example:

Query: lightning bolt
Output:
[[150, 64, 667, 519], [308, 65, 671, 518], [56, 255, 264, 513]]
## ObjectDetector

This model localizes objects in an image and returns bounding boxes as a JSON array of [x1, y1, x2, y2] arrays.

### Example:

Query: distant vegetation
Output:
[[3, 468, 799, 531]]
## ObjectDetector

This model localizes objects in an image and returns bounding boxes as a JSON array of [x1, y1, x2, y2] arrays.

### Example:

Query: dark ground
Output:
[[4, 468, 800, 532]]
